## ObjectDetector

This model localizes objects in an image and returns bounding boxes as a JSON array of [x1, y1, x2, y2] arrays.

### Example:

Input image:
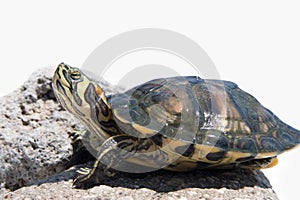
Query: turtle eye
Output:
[[69, 70, 81, 81]]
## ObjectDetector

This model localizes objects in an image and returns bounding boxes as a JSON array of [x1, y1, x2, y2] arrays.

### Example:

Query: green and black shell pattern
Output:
[[110, 76, 300, 169]]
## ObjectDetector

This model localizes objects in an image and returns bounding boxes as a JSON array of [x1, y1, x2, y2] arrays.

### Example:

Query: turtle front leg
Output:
[[73, 135, 168, 188]]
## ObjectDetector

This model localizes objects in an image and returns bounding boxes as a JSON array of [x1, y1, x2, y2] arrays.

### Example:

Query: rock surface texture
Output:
[[0, 67, 279, 200]]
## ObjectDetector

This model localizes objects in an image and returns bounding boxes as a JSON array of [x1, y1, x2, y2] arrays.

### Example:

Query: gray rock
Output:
[[2, 164, 279, 200], [0, 67, 279, 199], [0, 68, 72, 191]]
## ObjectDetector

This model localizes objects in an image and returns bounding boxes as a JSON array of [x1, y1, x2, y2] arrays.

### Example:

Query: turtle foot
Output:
[[73, 167, 103, 189]]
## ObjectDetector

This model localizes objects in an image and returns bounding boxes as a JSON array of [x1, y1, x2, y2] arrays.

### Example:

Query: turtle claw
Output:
[[73, 167, 105, 189], [73, 172, 97, 189], [73, 166, 93, 188], [73, 175, 88, 188]]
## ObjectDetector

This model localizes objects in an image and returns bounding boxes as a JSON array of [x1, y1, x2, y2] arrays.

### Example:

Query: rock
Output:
[[0, 68, 72, 191], [0, 67, 279, 199]]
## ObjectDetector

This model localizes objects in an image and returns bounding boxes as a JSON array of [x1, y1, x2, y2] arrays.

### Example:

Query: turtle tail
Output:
[[278, 123, 300, 151]]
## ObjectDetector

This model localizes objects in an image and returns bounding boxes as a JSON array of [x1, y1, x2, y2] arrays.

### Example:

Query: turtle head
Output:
[[52, 63, 111, 125]]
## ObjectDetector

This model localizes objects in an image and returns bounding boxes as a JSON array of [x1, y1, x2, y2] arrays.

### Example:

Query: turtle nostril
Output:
[[58, 62, 71, 70], [58, 62, 64, 68]]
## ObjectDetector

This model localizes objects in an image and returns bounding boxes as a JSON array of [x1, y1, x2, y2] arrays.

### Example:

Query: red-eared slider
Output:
[[52, 63, 300, 188]]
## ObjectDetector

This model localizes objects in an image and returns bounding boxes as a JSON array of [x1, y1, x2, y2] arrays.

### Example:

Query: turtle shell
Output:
[[109, 76, 300, 160]]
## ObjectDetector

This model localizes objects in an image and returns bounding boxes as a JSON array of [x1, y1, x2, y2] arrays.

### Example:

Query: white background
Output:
[[1, 1, 300, 199]]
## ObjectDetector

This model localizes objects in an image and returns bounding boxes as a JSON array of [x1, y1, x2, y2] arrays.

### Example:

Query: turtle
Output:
[[52, 63, 300, 188]]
